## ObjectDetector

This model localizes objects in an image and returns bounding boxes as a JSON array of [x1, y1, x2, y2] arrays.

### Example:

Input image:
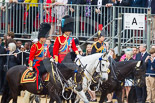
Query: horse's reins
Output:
[[109, 57, 123, 85], [52, 62, 85, 100], [76, 58, 98, 83]]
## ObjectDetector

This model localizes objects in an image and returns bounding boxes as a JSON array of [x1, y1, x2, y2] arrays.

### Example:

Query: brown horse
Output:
[[1, 53, 84, 103]]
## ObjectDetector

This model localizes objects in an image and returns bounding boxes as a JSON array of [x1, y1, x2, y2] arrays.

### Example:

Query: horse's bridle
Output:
[[95, 55, 110, 76]]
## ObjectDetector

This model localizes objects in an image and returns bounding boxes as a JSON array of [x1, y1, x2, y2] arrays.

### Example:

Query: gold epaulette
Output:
[[92, 42, 97, 47], [58, 36, 68, 45], [93, 41, 104, 53]]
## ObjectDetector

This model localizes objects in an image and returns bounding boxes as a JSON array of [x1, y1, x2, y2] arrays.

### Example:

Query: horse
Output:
[[97, 59, 146, 103], [1, 53, 85, 103], [74, 53, 110, 103]]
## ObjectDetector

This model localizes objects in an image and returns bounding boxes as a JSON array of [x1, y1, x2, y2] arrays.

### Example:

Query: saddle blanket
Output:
[[21, 69, 50, 83]]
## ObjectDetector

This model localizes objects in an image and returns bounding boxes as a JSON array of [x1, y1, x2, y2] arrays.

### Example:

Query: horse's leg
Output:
[[99, 90, 107, 103], [74, 95, 80, 103], [49, 90, 61, 103], [71, 93, 76, 103], [10, 87, 18, 103], [115, 89, 123, 103], [6, 95, 12, 103], [49, 99, 55, 103], [75, 90, 89, 103]]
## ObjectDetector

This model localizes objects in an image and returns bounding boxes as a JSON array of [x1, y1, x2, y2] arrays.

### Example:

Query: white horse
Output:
[[74, 53, 110, 103]]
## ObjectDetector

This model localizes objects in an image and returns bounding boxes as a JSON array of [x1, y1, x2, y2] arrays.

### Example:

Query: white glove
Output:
[[55, 62, 58, 65], [29, 67, 33, 71], [76, 54, 81, 59], [75, 55, 81, 62], [50, 58, 54, 62]]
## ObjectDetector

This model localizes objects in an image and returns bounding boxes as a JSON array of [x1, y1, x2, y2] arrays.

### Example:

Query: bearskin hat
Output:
[[61, 15, 74, 33], [38, 23, 51, 39]]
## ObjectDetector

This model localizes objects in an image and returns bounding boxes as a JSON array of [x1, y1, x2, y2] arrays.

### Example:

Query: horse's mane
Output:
[[41, 58, 78, 73], [115, 60, 138, 68], [80, 53, 103, 62]]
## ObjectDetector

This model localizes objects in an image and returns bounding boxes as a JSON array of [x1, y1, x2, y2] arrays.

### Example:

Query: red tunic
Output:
[[53, 35, 78, 63], [44, 0, 56, 23], [28, 41, 51, 66], [28, 41, 51, 90]]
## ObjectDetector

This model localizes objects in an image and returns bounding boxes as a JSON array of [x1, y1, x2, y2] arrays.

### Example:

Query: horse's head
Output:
[[73, 65, 86, 92], [96, 53, 110, 82], [133, 61, 146, 87]]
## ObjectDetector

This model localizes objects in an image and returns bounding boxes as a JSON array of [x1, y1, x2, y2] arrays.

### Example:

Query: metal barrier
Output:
[[0, 3, 154, 52], [151, 15, 155, 45]]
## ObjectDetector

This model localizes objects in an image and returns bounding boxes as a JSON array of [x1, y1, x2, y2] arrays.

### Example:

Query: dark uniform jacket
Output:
[[91, 41, 107, 54]]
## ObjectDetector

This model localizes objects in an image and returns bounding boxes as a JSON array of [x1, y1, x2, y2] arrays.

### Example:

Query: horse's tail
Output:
[[1, 81, 11, 103]]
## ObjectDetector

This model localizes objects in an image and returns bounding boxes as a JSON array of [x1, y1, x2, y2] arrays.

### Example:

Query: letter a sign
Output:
[[124, 13, 145, 30]]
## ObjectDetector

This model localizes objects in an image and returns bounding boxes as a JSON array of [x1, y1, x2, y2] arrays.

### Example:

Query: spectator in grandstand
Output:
[[0, 44, 6, 94], [130, 0, 146, 7], [113, 0, 130, 6], [54, 0, 68, 35], [68, 0, 84, 16], [91, 0, 113, 29], [83, 44, 92, 56], [119, 47, 132, 61], [122, 50, 134, 103], [24, 0, 39, 34], [135, 44, 149, 103], [16, 40, 22, 52], [44, 0, 56, 38], [0, 0, 11, 32], [132, 47, 137, 60], [4, 42, 20, 70], [5, 32, 16, 48], [145, 48, 155, 103], [22, 42, 31, 66], [45, 39, 53, 56], [10, 0, 24, 36], [24, 42, 31, 52], [45, 38, 52, 47]]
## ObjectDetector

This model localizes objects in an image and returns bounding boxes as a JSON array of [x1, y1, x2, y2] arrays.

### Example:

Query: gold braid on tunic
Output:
[[92, 41, 104, 53]]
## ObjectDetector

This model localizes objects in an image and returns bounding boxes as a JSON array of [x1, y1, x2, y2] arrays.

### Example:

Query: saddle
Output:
[[20, 69, 50, 84]]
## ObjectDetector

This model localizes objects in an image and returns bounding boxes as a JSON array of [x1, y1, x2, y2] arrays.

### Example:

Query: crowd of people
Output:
[[0, 28, 155, 103], [0, 0, 155, 38], [0, 0, 155, 103]]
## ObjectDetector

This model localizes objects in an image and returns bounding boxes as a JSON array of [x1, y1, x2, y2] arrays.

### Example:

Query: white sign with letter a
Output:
[[124, 13, 145, 30]]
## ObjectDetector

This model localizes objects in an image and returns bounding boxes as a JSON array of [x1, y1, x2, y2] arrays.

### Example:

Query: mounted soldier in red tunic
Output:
[[53, 15, 79, 63], [28, 23, 51, 91]]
